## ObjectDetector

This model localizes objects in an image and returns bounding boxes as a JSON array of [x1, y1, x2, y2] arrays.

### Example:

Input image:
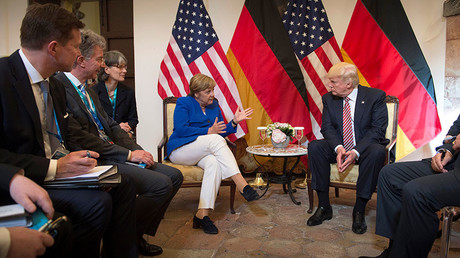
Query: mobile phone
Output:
[[125, 161, 146, 168], [29, 209, 50, 231]]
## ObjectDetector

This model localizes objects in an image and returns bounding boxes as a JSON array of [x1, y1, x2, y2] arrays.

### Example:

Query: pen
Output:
[[86, 151, 91, 158]]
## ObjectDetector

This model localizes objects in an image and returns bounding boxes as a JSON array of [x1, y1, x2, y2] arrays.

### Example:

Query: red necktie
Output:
[[343, 97, 354, 151]]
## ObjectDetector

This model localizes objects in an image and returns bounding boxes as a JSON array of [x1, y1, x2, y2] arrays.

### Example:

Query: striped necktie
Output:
[[342, 97, 354, 151]]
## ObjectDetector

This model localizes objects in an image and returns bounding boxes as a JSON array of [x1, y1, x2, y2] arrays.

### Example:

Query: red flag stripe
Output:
[[230, 5, 314, 139], [342, 0, 440, 148]]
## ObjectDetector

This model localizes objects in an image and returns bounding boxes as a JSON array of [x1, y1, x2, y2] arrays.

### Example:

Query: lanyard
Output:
[[70, 81, 114, 144], [71, 81, 105, 131], [106, 86, 117, 119], [47, 110, 64, 146]]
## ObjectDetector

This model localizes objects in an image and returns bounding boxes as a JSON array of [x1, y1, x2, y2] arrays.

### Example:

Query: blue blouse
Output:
[[166, 96, 236, 158]]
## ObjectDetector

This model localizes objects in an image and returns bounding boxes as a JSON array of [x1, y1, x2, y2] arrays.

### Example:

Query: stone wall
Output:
[[445, 10, 460, 113]]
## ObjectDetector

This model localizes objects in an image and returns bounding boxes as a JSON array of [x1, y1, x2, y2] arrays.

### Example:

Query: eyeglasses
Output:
[[111, 64, 128, 70]]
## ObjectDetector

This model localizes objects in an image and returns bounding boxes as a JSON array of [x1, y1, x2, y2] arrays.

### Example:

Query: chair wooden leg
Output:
[[335, 187, 340, 197], [441, 207, 455, 258], [307, 181, 314, 214], [230, 184, 236, 214]]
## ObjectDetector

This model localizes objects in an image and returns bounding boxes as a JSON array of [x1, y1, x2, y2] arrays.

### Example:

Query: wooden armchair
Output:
[[157, 97, 236, 214], [306, 95, 399, 213]]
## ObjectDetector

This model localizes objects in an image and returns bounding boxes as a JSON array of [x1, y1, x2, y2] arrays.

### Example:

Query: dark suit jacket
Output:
[[91, 81, 139, 130], [320, 85, 389, 155], [54, 72, 142, 163], [0, 50, 71, 184], [0, 164, 22, 196], [436, 114, 460, 178]]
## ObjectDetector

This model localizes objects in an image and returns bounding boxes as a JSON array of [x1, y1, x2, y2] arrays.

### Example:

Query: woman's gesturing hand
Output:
[[208, 117, 226, 134], [233, 107, 253, 124]]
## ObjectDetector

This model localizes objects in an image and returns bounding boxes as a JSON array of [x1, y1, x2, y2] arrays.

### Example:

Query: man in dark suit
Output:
[[54, 29, 183, 256], [307, 62, 388, 234], [361, 114, 460, 258], [0, 4, 137, 257]]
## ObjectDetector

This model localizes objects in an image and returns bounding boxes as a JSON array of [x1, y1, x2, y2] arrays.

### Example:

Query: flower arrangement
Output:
[[266, 122, 294, 144]]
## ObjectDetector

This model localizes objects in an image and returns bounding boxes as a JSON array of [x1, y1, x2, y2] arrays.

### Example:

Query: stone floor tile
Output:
[[261, 239, 303, 257]]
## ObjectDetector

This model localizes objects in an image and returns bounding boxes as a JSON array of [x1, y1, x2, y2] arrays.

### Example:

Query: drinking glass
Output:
[[294, 127, 304, 148], [257, 126, 267, 148]]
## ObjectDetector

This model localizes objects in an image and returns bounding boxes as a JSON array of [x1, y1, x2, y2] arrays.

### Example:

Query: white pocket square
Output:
[[63, 113, 69, 118]]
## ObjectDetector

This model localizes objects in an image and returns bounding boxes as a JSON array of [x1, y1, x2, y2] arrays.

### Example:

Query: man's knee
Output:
[[402, 180, 426, 204], [308, 140, 329, 159]]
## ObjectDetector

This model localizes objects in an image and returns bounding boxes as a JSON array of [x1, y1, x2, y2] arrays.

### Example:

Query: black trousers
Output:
[[48, 174, 137, 258], [375, 159, 460, 258], [100, 160, 183, 238], [308, 139, 386, 200]]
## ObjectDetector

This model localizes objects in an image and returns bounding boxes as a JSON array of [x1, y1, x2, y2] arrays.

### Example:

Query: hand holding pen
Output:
[[56, 150, 99, 178]]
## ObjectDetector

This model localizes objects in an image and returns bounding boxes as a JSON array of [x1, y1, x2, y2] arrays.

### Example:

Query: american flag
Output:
[[157, 0, 247, 139], [282, 0, 342, 140]]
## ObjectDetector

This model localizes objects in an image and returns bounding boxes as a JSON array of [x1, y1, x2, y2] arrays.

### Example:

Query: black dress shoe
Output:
[[307, 206, 333, 226], [193, 215, 218, 234], [352, 211, 367, 234], [138, 237, 163, 256], [240, 185, 260, 202], [359, 247, 390, 258]]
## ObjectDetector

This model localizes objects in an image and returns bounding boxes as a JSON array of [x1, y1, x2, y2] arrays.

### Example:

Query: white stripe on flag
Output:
[[207, 47, 244, 108], [307, 50, 330, 90], [322, 41, 342, 65]]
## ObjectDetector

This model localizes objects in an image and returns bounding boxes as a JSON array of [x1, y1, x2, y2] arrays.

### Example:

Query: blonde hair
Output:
[[327, 62, 359, 88], [188, 74, 216, 96]]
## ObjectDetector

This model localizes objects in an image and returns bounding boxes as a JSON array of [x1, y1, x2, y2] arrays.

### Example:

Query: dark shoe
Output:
[[352, 212, 367, 234], [307, 206, 333, 226], [240, 185, 260, 202], [193, 215, 218, 234], [359, 247, 390, 258], [138, 237, 163, 256]]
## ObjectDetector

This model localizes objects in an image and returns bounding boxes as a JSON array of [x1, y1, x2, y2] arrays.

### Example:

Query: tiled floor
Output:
[[144, 178, 460, 257]]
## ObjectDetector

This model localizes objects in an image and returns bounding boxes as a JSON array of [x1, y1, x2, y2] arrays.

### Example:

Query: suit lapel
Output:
[[9, 52, 44, 149], [354, 85, 366, 127], [95, 83, 112, 107], [333, 96, 343, 135], [115, 86, 126, 108]]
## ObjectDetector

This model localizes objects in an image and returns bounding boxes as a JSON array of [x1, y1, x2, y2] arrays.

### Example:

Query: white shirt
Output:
[[18, 49, 57, 180]]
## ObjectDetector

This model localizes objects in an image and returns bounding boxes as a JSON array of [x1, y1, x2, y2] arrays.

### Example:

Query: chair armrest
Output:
[[157, 136, 167, 163], [385, 138, 397, 164]]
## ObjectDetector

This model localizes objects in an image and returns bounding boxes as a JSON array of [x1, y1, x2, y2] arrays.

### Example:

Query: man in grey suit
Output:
[[54, 29, 183, 257]]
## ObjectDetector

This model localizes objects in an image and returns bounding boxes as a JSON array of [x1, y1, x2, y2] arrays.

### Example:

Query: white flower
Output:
[[271, 129, 287, 143]]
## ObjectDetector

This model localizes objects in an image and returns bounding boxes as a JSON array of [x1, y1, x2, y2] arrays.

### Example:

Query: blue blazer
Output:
[[166, 96, 236, 158]]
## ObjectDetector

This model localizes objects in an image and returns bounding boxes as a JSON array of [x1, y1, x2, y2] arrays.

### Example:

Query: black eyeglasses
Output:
[[111, 64, 128, 70]]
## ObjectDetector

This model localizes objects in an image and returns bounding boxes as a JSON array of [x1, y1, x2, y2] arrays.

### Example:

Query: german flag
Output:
[[342, 0, 441, 160], [227, 0, 313, 147]]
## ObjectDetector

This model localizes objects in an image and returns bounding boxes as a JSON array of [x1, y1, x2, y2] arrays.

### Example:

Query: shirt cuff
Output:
[[352, 149, 360, 160], [127, 150, 132, 161], [334, 145, 343, 153], [44, 159, 58, 182], [0, 227, 11, 258]]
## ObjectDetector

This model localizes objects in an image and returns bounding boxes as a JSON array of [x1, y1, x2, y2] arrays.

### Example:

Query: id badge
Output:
[[51, 146, 70, 159]]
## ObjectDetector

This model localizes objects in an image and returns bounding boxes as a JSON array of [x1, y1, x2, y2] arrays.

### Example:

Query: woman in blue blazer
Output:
[[167, 74, 259, 234]]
